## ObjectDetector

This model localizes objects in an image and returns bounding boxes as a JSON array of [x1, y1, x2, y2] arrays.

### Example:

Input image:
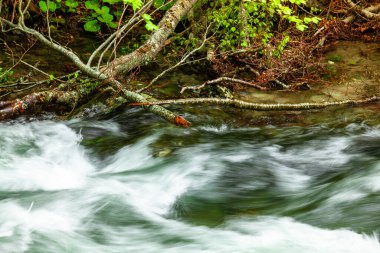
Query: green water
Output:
[[0, 108, 380, 252]]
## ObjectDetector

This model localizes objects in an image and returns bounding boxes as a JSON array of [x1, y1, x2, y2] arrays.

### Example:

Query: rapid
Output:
[[1, 111, 380, 253]]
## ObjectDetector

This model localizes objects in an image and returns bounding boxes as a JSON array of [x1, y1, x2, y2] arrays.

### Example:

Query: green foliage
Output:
[[78, 78, 99, 94], [120, 42, 140, 54], [142, 14, 158, 31], [36, 0, 158, 33], [205, 0, 320, 50], [327, 54, 343, 63], [273, 34, 290, 57], [65, 0, 79, 12], [67, 71, 80, 80], [0, 67, 14, 83], [153, 0, 174, 10], [39, 0, 58, 13], [84, 19, 101, 32]]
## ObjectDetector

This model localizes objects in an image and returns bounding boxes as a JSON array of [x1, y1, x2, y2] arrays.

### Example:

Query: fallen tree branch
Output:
[[129, 96, 379, 111], [0, 89, 80, 120], [0, 0, 192, 127], [180, 76, 267, 94], [0, 100, 13, 109], [344, 1, 380, 22], [108, 78, 191, 127]]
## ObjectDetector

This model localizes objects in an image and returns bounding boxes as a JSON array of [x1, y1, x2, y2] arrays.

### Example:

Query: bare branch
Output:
[[344, 1, 380, 22], [20, 60, 62, 81], [88, 10, 142, 68], [137, 23, 213, 92], [90, 0, 156, 69], [129, 96, 380, 111], [181, 77, 268, 94]]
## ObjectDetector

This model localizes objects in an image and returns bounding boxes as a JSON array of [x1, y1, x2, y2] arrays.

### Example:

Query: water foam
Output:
[[1, 121, 380, 252], [0, 122, 94, 191]]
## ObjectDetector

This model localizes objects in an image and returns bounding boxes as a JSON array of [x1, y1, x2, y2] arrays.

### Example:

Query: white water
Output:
[[0, 121, 379, 252]]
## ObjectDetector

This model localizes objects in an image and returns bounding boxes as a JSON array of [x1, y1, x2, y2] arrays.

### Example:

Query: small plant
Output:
[[273, 34, 290, 57], [205, 0, 320, 51], [0, 67, 14, 83], [327, 55, 343, 62]]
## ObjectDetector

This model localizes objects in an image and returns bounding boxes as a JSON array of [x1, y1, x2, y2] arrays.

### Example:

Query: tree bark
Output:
[[106, 0, 198, 77]]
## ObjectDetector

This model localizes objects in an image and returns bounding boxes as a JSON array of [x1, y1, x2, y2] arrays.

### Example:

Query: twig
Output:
[[0, 39, 36, 81], [107, 0, 175, 67], [0, 92, 11, 99], [45, 0, 52, 42], [181, 77, 267, 94], [0, 71, 79, 88], [245, 64, 289, 89], [137, 23, 213, 93], [20, 60, 54, 79], [96, 0, 155, 69]]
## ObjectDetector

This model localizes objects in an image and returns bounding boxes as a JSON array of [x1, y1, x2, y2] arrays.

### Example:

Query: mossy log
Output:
[[0, 89, 79, 120]]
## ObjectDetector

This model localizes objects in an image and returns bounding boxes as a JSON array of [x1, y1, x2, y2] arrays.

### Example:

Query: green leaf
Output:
[[296, 24, 307, 31], [153, 0, 172, 10], [39, 1, 48, 12], [281, 6, 292, 15], [84, 20, 101, 32], [154, 0, 165, 7], [98, 13, 114, 24], [123, 0, 143, 11], [97, 6, 110, 15], [311, 17, 321, 24], [145, 22, 158, 31], [141, 13, 152, 21], [48, 1, 57, 12], [85, 0, 99, 10], [108, 22, 118, 28], [103, 0, 121, 3], [65, 0, 79, 9], [304, 17, 312, 24]]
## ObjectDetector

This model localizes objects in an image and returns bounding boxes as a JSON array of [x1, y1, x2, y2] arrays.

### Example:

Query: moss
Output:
[[327, 54, 343, 62], [78, 79, 100, 95], [43, 92, 55, 103]]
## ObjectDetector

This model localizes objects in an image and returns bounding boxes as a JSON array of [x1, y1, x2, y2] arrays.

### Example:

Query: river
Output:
[[0, 108, 380, 253]]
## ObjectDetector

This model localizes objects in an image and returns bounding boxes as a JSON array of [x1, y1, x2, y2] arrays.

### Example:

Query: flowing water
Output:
[[1, 109, 380, 253]]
